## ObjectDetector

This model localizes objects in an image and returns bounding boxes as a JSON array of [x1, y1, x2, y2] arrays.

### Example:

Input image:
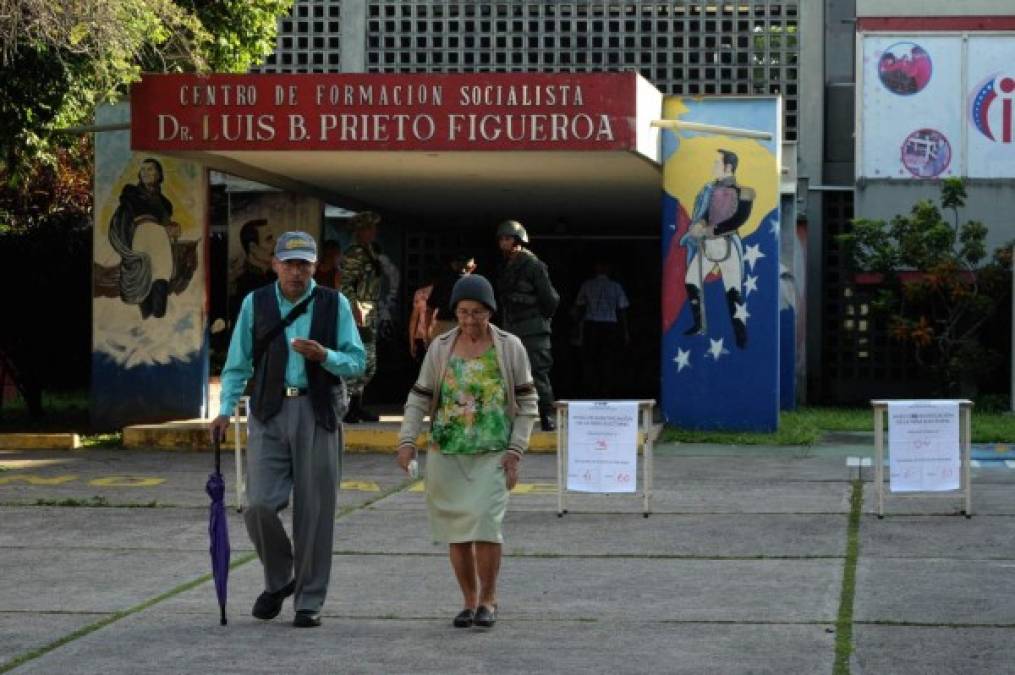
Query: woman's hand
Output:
[[502, 452, 521, 490], [396, 444, 416, 473]]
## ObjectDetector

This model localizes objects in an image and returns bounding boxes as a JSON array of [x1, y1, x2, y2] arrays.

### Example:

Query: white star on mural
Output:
[[674, 347, 691, 372], [744, 274, 759, 297], [734, 302, 750, 325], [770, 219, 780, 237], [743, 244, 766, 271], [707, 338, 728, 361]]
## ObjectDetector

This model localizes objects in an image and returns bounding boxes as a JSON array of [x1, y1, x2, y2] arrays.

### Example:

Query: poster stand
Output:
[[871, 399, 973, 519], [555, 400, 656, 518], [232, 396, 250, 512]]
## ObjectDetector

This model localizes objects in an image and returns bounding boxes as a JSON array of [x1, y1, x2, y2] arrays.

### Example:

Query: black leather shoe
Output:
[[452, 608, 475, 628], [539, 413, 556, 432], [293, 610, 321, 628], [473, 604, 497, 628], [252, 580, 295, 620]]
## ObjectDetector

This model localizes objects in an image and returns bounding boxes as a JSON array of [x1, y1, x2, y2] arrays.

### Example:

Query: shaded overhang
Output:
[[130, 72, 663, 224]]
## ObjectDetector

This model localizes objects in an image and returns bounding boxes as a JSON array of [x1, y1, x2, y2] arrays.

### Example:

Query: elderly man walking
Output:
[[210, 231, 365, 628]]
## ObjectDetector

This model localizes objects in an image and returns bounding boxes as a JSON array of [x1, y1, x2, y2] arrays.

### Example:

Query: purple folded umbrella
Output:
[[207, 436, 231, 625]]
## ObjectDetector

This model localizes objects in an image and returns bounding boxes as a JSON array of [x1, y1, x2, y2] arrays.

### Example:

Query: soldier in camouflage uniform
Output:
[[340, 211, 383, 423], [495, 220, 560, 431]]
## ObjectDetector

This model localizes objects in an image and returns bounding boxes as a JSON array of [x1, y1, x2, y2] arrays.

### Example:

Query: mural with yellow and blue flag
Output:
[[660, 97, 782, 431]]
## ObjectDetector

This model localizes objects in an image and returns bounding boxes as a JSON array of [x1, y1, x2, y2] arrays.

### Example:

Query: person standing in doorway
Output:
[[495, 220, 559, 431], [340, 211, 384, 423], [209, 231, 365, 628], [314, 240, 343, 289], [574, 261, 630, 397], [428, 252, 477, 341], [408, 266, 438, 362]]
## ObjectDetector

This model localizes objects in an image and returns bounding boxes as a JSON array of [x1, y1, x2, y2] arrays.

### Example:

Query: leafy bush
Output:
[[839, 178, 1012, 396]]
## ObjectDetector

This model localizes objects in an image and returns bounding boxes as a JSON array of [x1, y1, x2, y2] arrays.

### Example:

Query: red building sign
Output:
[[131, 73, 640, 152]]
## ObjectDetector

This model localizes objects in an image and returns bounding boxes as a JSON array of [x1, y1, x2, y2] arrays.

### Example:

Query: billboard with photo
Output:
[[860, 33, 1015, 179]]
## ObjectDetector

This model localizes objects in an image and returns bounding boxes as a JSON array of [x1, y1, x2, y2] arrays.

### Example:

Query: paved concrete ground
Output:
[[0, 443, 1012, 674]]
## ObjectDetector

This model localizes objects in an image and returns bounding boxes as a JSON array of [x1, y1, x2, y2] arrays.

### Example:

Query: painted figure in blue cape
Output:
[[680, 149, 755, 349]]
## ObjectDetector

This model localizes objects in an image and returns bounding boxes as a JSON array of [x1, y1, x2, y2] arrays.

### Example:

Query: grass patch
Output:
[[660, 409, 822, 445], [0, 552, 258, 674], [833, 479, 863, 675], [0, 390, 90, 432], [81, 432, 122, 449], [32, 496, 159, 508], [660, 405, 1015, 445]]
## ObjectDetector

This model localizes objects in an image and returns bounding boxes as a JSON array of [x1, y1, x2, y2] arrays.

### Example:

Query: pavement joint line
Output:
[[331, 550, 847, 560], [833, 479, 863, 675], [855, 620, 1015, 628], [0, 551, 257, 675], [363, 508, 856, 516], [0, 475, 419, 673]]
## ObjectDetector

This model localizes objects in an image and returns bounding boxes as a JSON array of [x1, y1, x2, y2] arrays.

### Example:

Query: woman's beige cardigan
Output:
[[398, 324, 539, 456]]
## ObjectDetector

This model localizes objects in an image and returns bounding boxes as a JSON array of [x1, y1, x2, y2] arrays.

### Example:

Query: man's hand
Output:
[[396, 444, 416, 473], [290, 338, 327, 363], [209, 415, 230, 445], [501, 452, 521, 490], [689, 220, 712, 240]]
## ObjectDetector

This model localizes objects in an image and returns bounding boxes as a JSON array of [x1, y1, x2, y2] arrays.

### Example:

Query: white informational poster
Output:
[[860, 36, 962, 180], [887, 400, 961, 493], [566, 401, 638, 493], [966, 36, 1015, 178]]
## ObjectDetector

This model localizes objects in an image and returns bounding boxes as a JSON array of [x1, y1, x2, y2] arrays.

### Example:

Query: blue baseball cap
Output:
[[274, 231, 318, 263]]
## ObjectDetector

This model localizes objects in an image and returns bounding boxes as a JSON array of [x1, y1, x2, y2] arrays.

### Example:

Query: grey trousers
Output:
[[244, 396, 342, 613]]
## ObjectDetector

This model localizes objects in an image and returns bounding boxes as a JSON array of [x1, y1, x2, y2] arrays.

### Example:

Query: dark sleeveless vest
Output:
[[251, 285, 344, 431]]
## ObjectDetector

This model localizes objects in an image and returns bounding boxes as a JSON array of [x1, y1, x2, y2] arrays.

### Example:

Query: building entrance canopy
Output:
[[131, 72, 662, 222]]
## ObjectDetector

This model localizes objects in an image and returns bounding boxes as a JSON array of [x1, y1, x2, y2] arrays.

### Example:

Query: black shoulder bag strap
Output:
[[251, 288, 318, 366]]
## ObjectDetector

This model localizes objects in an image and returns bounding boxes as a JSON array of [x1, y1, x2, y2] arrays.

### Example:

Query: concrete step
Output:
[[122, 418, 561, 453]]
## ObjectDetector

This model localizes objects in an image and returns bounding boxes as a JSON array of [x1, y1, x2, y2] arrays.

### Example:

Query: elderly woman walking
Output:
[[397, 274, 539, 629]]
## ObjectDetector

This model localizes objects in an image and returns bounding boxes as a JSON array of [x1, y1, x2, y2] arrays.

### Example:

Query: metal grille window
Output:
[[252, 0, 343, 73], [364, 1, 799, 140], [820, 191, 925, 402]]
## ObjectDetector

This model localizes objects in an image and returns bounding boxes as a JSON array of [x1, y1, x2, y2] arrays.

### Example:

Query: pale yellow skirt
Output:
[[425, 449, 509, 544]]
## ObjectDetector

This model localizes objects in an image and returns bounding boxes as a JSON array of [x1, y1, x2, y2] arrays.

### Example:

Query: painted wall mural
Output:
[[660, 97, 782, 431], [226, 192, 322, 325], [91, 105, 208, 429]]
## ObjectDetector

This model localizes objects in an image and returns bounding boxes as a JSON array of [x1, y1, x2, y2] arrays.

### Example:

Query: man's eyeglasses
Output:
[[455, 308, 490, 319]]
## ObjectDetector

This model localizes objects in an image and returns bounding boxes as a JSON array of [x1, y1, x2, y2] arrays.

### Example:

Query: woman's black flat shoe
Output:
[[473, 604, 497, 628], [453, 608, 475, 628]]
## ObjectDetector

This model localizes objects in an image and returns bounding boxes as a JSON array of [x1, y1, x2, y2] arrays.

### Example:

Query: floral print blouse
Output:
[[431, 347, 511, 455]]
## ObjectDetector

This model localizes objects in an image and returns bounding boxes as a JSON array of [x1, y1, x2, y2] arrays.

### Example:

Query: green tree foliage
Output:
[[0, 0, 293, 420], [839, 178, 1012, 395], [0, 0, 293, 175]]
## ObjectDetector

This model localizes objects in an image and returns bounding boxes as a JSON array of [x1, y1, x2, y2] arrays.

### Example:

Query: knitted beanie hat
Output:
[[450, 274, 497, 313]]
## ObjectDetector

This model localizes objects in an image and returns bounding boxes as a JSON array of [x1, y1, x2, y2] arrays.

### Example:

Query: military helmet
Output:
[[349, 211, 381, 230], [496, 219, 529, 244]]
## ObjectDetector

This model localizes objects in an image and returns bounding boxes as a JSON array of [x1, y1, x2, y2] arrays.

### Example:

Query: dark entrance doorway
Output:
[[369, 218, 660, 406]]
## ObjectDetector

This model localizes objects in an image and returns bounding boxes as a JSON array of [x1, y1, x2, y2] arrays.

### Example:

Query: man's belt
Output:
[[284, 387, 309, 397]]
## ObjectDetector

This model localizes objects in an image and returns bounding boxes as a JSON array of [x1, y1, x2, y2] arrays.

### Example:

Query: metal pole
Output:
[[874, 403, 884, 518], [650, 119, 774, 140]]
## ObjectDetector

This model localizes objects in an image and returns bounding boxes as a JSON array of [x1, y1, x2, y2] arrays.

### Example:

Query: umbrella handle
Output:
[[214, 434, 221, 475]]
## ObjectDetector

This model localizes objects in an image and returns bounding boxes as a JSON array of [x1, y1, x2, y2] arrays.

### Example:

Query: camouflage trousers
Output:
[[348, 323, 377, 397], [519, 333, 555, 413]]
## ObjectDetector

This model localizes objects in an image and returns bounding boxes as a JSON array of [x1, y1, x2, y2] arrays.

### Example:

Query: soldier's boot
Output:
[[683, 284, 703, 335], [343, 395, 362, 424], [726, 288, 748, 349], [539, 408, 556, 432], [357, 395, 380, 423]]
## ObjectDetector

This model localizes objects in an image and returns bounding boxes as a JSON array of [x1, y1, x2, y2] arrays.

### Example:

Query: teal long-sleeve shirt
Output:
[[218, 280, 366, 417]]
